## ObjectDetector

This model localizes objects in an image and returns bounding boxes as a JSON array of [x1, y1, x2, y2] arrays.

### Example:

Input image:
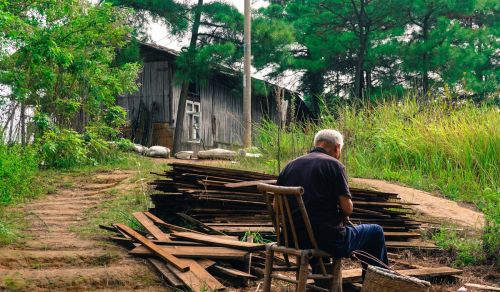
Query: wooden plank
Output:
[[464, 283, 500, 291], [110, 236, 202, 246], [171, 232, 266, 251], [132, 212, 170, 241], [342, 267, 462, 283], [386, 241, 437, 249], [197, 259, 216, 269], [211, 226, 275, 234], [129, 245, 248, 260], [115, 224, 189, 272], [177, 212, 226, 235], [166, 259, 225, 291], [225, 179, 277, 188], [383, 232, 421, 238], [211, 265, 257, 279], [398, 267, 462, 277], [143, 211, 205, 235], [148, 258, 184, 287]]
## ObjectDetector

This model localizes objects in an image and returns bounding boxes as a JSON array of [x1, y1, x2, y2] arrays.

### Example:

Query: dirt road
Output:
[[352, 178, 484, 229], [0, 171, 166, 291]]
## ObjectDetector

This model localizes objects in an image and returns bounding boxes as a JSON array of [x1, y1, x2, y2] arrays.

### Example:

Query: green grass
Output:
[[247, 96, 499, 265], [0, 151, 168, 245]]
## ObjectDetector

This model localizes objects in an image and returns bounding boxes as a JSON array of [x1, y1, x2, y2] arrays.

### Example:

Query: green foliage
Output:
[[0, 143, 39, 205], [250, 96, 499, 264], [38, 129, 88, 168], [0, 0, 140, 131], [262, 0, 499, 102], [433, 228, 486, 266]]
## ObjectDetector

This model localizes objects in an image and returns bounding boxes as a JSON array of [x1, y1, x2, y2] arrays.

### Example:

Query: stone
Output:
[[174, 151, 194, 160], [145, 146, 170, 158], [197, 148, 237, 160]]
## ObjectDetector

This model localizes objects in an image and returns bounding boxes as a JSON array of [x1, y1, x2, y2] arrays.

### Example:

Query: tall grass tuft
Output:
[[252, 96, 499, 264]]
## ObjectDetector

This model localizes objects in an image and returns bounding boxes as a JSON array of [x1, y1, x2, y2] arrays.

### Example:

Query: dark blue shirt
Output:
[[277, 147, 351, 248]]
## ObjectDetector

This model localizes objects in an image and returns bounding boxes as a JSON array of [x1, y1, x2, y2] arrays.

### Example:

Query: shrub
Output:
[[0, 143, 39, 205], [38, 129, 88, 168]]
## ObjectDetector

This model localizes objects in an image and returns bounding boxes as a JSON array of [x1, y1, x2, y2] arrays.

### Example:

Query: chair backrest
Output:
[[257, 183, 320, 251]]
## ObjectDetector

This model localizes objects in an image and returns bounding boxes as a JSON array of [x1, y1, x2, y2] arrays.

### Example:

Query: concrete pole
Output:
[[243, 0, 252, 148]]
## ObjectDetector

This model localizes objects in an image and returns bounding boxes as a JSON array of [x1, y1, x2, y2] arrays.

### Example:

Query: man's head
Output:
[[313, 129, 344, 159]]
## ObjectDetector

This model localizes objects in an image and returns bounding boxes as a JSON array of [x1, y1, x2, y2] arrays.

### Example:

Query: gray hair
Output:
[[314, 129, 344, 149]]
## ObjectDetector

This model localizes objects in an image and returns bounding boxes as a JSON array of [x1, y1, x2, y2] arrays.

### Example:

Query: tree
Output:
[[0, 0, 140, 133], [262, 0, 402, 109], [399, 0, 476, 94]]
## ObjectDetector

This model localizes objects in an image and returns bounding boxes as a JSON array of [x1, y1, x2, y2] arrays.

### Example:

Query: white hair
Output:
[[314, 129, 344, 149]]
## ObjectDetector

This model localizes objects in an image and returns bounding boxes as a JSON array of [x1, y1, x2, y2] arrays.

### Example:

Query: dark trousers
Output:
[[339, 224, 388, 272]]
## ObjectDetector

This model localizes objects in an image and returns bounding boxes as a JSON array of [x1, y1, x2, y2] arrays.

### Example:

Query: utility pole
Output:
[[243, 0, 252, 148]]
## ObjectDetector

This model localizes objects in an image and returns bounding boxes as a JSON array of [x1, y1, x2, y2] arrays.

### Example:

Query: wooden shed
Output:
[[117, 43, 311, 151]]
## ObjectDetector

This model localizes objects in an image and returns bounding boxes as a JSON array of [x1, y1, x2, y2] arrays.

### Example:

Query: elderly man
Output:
[[277, 129, 388, 273]]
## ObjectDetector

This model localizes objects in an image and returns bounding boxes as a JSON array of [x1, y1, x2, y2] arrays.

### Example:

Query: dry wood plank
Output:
[[115, 224, 189, 272], [148, 258, 184, 287], [129, 245, 248, 260], [197, 259, 216, 269], [212, 265, 257, 279], [386, 241, 437, 249], [110, 236, 203, 246], [143, 211, 205, 235], [166, 259, 225, 291], [383, 232, 421, 238], [225, 179, 277, 188], [342, 267, 462, 283], [177, 212, 226, 235], [211, 226, 275, 234], [464, 283, 500, 291], [171, 232, 266, 251], [132, 212, 170, 241]]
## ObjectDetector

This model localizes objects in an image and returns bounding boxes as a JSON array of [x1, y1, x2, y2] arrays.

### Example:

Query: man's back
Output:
[[277, 147, 351, 249]]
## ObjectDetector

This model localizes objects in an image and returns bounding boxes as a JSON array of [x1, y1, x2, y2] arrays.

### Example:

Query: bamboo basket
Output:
[[361, 266, 431, 292]]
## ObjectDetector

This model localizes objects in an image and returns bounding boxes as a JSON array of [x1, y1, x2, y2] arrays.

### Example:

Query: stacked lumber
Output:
[[150, 163, 433, 249], [103, 211, 462, 291], [106, 212, 263, 291]]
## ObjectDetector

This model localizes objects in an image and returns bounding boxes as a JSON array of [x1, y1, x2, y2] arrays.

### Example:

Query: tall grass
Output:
[[253, 97, 499, 263]]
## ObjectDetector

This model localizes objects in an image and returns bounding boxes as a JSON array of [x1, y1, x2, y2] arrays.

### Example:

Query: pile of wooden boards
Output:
[[104, 211, 463, 291], [150, 163, 436, 250], [105, 211, 264, 291]]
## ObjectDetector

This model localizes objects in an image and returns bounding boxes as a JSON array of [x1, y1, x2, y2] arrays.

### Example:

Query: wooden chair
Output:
[[257, 183, 342, 292]]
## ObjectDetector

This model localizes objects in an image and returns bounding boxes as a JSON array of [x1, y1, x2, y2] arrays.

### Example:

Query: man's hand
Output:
[[343, 216, 353, 226]]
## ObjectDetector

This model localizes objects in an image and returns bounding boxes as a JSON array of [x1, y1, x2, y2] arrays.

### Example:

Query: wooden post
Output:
[[243, 0, 252, 148]]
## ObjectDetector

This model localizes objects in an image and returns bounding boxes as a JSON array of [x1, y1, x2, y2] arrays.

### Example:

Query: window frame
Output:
[[186, 100, 201, 143]]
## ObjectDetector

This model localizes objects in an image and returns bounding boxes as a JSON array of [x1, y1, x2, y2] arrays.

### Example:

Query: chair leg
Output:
[[263, 244, 275, 292], [296, 251, 309, 292], [329, 258, 342, 292]]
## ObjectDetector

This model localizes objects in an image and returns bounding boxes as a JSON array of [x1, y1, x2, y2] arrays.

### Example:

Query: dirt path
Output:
[[0, 171, 166, 292], [352, 178, 484, 229]]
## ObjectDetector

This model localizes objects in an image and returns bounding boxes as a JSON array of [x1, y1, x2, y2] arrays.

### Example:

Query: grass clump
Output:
[[0, 143, 40, 205], [250, 96, 499, 265]]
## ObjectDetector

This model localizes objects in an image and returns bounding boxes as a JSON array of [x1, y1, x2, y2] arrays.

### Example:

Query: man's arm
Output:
[[339, 195, 353, 216]]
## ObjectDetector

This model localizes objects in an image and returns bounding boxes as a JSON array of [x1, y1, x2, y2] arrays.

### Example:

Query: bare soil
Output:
[[352, 178, 485, 230]]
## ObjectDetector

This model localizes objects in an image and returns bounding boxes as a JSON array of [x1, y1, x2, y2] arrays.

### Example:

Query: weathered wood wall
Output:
[[120, 48, 284, 151]]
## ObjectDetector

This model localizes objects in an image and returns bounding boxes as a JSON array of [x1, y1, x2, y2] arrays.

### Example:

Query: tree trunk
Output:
[[172, 0, 203, 154], [302, 70, 324, 117], [354, 37, 367, 99], [422, 16, 430, 94], [20, 103, 26, 145]]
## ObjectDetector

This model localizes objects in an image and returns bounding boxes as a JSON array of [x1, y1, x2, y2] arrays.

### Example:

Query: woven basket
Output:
[[361, 266, 431, 292]]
